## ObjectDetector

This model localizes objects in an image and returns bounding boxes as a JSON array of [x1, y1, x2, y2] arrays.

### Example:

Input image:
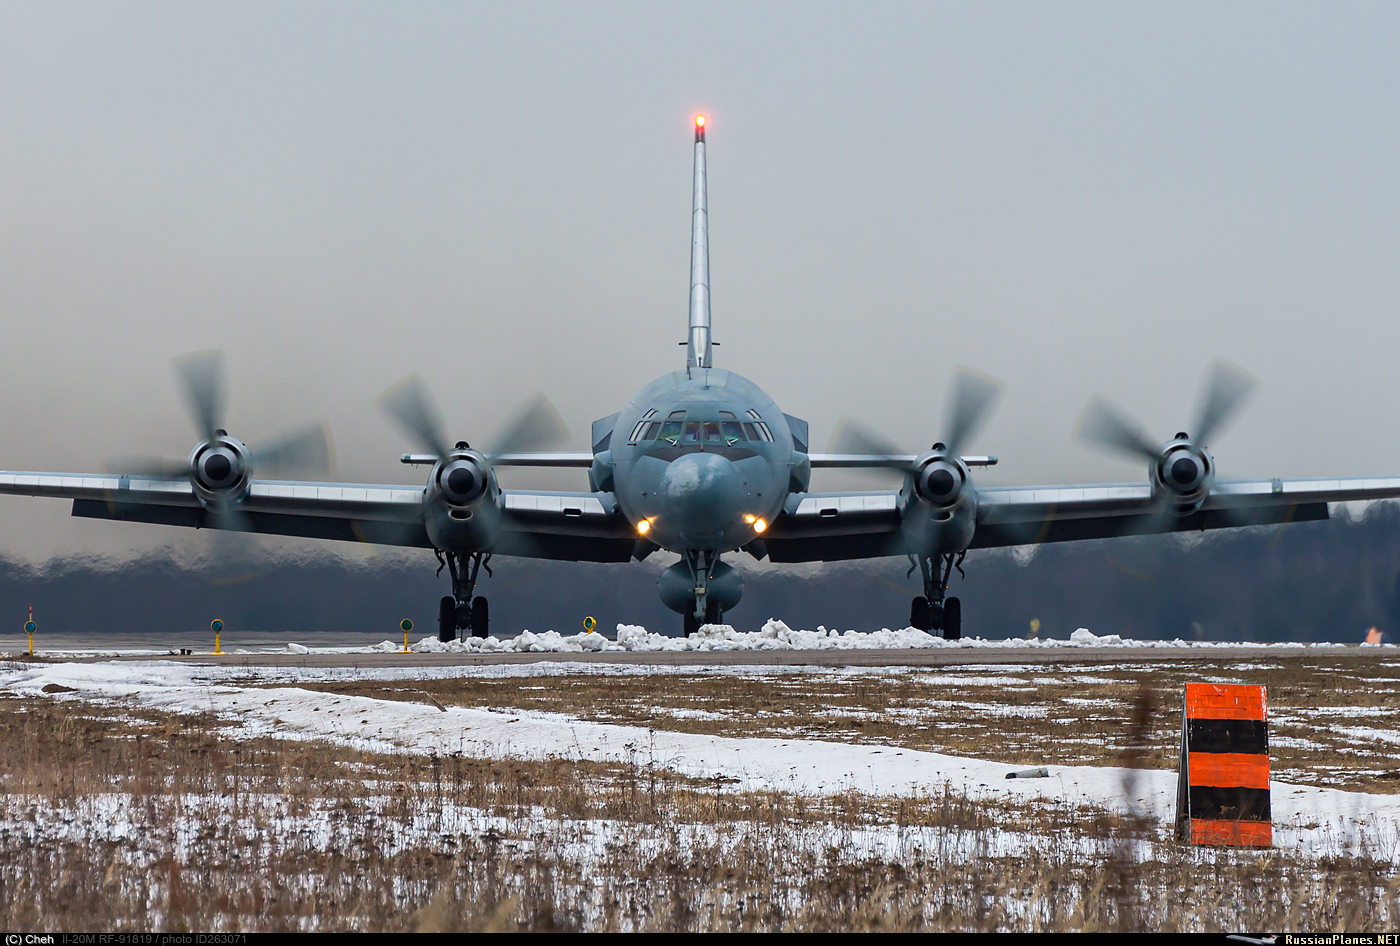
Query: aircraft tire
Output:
[[943, 597, 961, 641], [471, 596, 489, 638], [438, 595, 457, 643], [683, 604, 700, 638], [911, 596, 930, 631], [704, 599, 722, 626]]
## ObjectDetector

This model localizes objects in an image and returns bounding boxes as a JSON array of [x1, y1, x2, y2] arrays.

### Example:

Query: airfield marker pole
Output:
[[1176, 683, 1272, 846], [212, 619, 224, 655], [401, 618, 413, 653], [25, 605, 35, 657], [583, 616, 596, 634]]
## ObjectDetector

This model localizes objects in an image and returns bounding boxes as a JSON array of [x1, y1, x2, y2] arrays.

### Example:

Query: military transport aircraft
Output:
[[3, 116, 1399, 640]]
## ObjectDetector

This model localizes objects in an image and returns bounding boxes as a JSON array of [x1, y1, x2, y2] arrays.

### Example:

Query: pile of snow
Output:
[[359, 622, 1368, 655]]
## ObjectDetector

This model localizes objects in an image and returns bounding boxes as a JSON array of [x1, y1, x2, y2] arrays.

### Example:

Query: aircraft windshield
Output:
[[658, 421, 682, 444], [721, 421, 745, 443], [703, 422, 723, 443], [683, 422, 702, 443]]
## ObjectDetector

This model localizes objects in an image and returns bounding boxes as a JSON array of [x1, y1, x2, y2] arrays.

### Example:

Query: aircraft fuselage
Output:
[[604, 368, 801, 554]]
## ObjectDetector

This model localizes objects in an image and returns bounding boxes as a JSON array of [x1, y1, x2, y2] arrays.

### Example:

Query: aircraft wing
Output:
[[761, 475, 1400, 562], [0, 472, 636, 562]]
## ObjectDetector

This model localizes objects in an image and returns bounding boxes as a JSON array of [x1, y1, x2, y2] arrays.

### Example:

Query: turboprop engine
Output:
[[188, 432, 253, 506], [912, 446, 970, 513], [1150, 436, 1215, 515], [378, 375, 567, 553], [1077, 358, 1256, 521], [422, 446, 501, 550]]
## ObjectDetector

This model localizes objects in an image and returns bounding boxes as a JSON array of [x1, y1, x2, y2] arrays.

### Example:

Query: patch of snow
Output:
[[5, 657, 1400, 856]]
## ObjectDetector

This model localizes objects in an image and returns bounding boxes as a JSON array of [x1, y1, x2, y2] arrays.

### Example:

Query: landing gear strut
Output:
[[681, 550, 723, 637], [909, 552, 964, 640], [436, 550, 491, 641]]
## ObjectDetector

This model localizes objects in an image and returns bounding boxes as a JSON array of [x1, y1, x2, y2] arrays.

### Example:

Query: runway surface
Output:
[[6, 643, 1381, 668]]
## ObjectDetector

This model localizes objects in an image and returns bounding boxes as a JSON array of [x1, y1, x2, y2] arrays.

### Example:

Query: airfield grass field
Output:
[[1, 647, 1399, 932], [297, 654, 1400, 795]]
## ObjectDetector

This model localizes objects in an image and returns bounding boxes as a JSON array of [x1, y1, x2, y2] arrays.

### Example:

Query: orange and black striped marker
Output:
[[1175, 683, 1272, 847]]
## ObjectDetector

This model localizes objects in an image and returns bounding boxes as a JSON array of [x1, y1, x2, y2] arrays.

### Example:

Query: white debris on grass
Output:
[[4, 658, 1399, 858]]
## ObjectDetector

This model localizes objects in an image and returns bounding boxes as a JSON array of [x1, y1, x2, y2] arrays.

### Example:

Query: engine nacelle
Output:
[[423, 448, 500, 550], [1150, 436, 1215, 514], [912, 448, 969, 511], [187, 431, 251, 506], [900, 446, 978, 557], [434, 453, 490, 507]]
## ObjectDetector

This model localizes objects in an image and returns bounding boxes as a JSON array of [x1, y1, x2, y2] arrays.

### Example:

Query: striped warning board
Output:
[[1175, 683, 1272, 847]]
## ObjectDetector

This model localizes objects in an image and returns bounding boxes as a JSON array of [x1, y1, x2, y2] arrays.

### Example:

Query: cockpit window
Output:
[[643, 422, 662, 440], [703, 421, 723, 443], [658, 421, 682, 444], [683, 421, 702, 443], [668, 410, 686, 419], [742, 422, 758, 441], [721, 421, 745, 443]]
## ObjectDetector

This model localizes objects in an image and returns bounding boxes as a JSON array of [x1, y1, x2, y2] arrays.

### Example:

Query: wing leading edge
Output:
[[0, 471, 633, 563], [758, 475, 1400, 563]]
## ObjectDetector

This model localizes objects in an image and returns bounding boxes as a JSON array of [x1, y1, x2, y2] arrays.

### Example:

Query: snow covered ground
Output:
[[3, 657, 1396, 859]]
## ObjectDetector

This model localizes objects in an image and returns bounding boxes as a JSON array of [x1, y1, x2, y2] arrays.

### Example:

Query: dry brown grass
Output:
[[0, 691, 1397, 932], [292, 653, 1400, 793]]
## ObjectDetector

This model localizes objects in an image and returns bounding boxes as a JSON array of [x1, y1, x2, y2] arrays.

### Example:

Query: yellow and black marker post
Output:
[[212, 619, 224, 655], [401, 618, 413, 653], [24, 605, 36, 657]]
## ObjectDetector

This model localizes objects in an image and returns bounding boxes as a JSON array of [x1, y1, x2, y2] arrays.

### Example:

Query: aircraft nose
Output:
[[659, 452, 744, 538]]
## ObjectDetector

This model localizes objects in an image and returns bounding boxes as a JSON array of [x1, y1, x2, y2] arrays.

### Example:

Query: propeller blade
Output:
[[486, 394, 569, 459], [828, 418, 913, 471], [1193, 358, 1257, 447], [249, 422, 335, 478], [378, 374, 450, 459], [1075, 397, 1162, 463], [103, 457, 193, 480], [173, 350, 224, 442], [944, 367, 1003, 456]]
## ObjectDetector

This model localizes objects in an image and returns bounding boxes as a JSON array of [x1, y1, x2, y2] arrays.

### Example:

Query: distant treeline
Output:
[[4, 504, 1400, 642]]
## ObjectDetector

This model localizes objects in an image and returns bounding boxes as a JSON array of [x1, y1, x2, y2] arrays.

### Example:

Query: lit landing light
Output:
[[744, 514, 767, 534], [636, 518, 654, 536]]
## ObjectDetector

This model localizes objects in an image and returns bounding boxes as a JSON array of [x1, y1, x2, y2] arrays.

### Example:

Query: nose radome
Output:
[[659, 452, 744, 534]]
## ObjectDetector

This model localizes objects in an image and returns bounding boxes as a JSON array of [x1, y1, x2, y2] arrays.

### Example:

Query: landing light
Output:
[[743, 514, 755, 524], [752, 518, 767, 534], [636, 518, 652, 535]]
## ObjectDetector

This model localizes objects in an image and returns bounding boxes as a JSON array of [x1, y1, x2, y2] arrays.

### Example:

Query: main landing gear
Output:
[[436, 550, 491, 642], [909, 552, 964, 641]]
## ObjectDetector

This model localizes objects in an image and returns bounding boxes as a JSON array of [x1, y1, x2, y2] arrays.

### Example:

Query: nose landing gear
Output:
[[682, 596, 724, 638], [681, 550, 723, 637], [436, 550, 492, 642], [909, 552, 964, 640]]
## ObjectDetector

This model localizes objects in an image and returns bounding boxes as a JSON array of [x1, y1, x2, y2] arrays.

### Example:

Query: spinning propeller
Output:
[[1076, 358, 1258, 521], [377, 374, 568, 505], [111, 350, 334, 533], [830, 367, 1003, 506]]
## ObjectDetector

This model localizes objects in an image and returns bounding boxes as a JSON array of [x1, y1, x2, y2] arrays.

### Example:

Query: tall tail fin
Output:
[[687, 116, 711, 370]]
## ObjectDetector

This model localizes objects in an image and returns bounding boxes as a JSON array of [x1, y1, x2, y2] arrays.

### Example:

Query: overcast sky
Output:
[[0, 2, 1397, 561]]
